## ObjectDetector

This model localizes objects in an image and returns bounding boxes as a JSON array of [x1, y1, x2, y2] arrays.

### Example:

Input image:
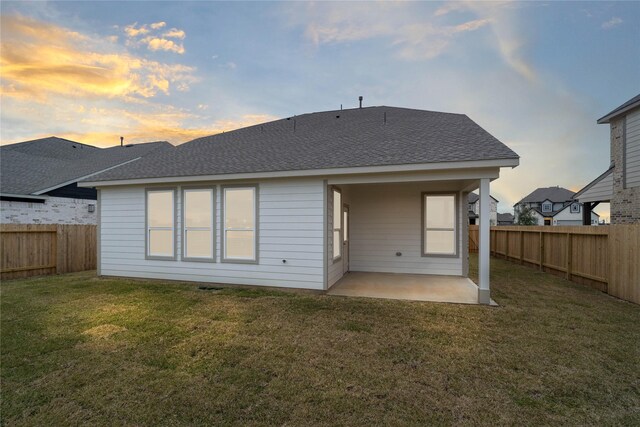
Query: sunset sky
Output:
[[1, 1, 639, 217]]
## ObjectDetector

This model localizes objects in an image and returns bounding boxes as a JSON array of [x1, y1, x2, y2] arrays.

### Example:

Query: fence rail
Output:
[[1, 224, 97, 280], [469, 224, 640, 304]]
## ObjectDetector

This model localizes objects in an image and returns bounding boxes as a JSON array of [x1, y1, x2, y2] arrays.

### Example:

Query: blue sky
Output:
[[1, 1, 639, 217]]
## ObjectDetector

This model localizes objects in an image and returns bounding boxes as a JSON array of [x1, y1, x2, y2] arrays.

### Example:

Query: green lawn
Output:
[[2, 256, 639, 426]]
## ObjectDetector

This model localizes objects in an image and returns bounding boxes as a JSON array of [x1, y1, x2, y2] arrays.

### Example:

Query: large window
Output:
[[183, 188, 214, 260], [223, 186, 257, 262], [147, 189, 175, 259], [332, 189, 342, 260], [423, 194, 456, 256]]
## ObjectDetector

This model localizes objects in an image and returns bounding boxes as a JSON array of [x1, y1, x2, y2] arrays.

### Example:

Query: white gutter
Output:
[[79, 158, 520, 188]]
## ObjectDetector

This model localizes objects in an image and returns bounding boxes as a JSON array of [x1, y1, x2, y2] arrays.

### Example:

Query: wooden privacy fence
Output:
[[469, 225, 640, 304], [0, 224, 97, 280]]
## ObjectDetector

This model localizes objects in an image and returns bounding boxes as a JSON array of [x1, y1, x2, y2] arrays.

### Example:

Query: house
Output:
[[573, 94, 640, 224], [80, 106, 519, 304], [514, 186, 599, 226], [497, 213, 514, 225], [1, 137, 171, 224], [467, 192, 498, 225]]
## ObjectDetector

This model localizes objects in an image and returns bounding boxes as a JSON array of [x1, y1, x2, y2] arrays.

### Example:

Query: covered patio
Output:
[[326, 171, 497, 304], [328, 271, 496, 305]]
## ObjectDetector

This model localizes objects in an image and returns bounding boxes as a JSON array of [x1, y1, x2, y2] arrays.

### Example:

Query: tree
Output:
[[516, 205, 537, 226]]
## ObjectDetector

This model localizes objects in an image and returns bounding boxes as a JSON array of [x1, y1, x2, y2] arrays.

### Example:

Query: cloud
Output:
[[296, 2, 490, 61], [288, 2, 535, 80], [124, 22, 150, 37], [221, 62, 237, 70], [1, 105, 278, 147], [142, 36, 185, 54], [0, 14, 211, 147], [124, 21, 186, 53], [601, 17, 622, 30], [163, 28, 186, 39], [1, 15, 196, 101]]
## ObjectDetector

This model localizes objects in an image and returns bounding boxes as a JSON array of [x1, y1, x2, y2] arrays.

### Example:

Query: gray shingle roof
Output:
[[85, 106, 519, 183], [497, 213, 514, 223], [517, 187, 575, 205], [467, 192, 498, 204], [597, 94, 640, 124], [1, 137, 172, 195]]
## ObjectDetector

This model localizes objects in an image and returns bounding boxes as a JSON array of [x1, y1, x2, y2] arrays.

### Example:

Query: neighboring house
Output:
[[497, 213, 514, 225], [80, 106, 519, 304], [574, 94, 640, 224], [1, 137, 172, 224], [514, 186, 599, 226], [467, 192, 498, 225]]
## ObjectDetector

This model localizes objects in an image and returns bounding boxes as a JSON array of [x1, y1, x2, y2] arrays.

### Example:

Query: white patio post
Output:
[[478, 178, 491, 304]]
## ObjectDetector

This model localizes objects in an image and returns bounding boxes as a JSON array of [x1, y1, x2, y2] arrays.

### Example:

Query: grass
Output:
[[1, 255, 639, 426]]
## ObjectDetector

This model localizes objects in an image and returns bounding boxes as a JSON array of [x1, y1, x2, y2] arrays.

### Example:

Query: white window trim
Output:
[[542, 202, 552, 213], [221, 185, 258, 264], [332, 188, 342, 262], [422, 192, 458, 258], [182, 187, 216, 262], [145, 188, 177, 261]]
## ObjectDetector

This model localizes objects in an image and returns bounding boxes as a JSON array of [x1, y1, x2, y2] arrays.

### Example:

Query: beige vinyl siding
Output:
[[578, 170, 613, 203], [347, 183, 463, 275], [100, 178, 325, 289], [625, 109, 640, 188]]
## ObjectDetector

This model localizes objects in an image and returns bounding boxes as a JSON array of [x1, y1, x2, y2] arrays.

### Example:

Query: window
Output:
[[147, 189, 175, 259], [183, 188, 214, 260], [570, 203, 581, 213], [423, 194, 456, 256], [542, 202, 552, 212], [223, 186, 257, 262], [332, 189, 342, 260], [343, 210, 348, 242]]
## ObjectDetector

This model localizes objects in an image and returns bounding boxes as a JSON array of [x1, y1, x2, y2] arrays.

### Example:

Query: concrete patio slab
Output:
[[328, 272, 497, 305]]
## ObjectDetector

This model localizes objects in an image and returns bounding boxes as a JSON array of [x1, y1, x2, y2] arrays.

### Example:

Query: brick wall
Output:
[[610, 117, 640, 224], [1, 197, 97, 225]]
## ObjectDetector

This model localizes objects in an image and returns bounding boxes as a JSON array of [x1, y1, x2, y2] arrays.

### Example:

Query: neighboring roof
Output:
[[497, 213, 514, 222], [3, 136, 100, 159], [467, 192, 499, 203], [516, 186, 576, 206], [1, 137, 172, 196], [83, 106, 519, 183], [573, 166, 614, 203], [547, 202, 600, 218], [597, 94, 640, 124]]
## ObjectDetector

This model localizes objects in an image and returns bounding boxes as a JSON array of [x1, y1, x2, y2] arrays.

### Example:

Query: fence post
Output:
[[539, 231, 544, 271], [56, 225, 65, 275], [519, 230, 524, 264], [566, 233, 572, 280], [52, 229, 58, 274], [504, 230, 509, 259]]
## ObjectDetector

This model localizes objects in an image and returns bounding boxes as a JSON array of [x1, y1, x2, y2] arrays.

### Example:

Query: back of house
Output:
[[81, 105, 519, 303]]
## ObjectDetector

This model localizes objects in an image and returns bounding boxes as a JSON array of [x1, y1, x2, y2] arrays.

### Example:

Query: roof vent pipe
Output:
[[120, 136, 124, 147], [359, 96, 363, 108]]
